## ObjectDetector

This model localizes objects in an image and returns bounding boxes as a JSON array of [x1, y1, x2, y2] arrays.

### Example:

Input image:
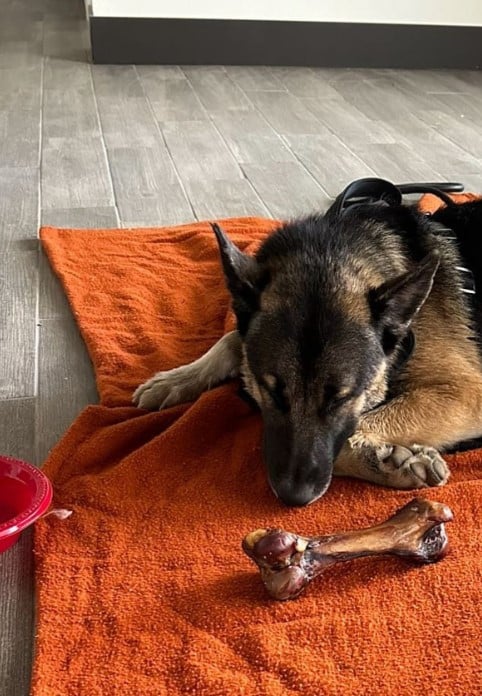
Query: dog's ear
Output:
[[211, 223, 261, 332], [369, 252, 440, 343], [211, 223, 259, 297]]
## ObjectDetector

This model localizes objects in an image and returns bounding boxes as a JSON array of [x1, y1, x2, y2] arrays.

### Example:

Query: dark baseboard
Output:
[[90, 17, 482, 68]]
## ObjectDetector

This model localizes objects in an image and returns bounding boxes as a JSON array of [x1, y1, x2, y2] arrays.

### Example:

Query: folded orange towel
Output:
[[33, 200, 482, 695]]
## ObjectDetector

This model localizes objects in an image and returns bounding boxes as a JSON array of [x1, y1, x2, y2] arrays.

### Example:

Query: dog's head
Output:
[[212, 220, 438, 506]]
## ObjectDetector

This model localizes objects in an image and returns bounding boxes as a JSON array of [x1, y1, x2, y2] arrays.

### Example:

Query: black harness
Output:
[[325, 177, 462, 217]]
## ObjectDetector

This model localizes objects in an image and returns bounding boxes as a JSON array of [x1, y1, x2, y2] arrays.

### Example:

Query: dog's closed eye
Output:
[[320, 384, 356, 416], [261, 374, 290, 412]]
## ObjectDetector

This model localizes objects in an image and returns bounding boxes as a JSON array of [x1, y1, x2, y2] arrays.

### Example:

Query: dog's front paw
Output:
[[374, 444, 450, 489], [133, 366, 205, 410]]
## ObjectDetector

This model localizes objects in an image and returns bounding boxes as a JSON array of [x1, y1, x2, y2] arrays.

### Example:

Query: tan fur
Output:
[[240, 347, 263, 406], [337, 289, 372, 323], [370, 280, 482, 447], [347, 232, 482, 442], [262, 374, 277, 390], [337, 226, 407, 297], [363, 361, 389, 411], [333, 278, 482, 485], [338, 385, 354, 399]]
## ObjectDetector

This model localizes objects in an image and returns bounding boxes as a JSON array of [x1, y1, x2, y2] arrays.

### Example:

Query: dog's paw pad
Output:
[[377, 444, 450, 488]]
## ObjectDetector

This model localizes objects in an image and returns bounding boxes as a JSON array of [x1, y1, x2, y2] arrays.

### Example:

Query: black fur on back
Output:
[[432, 200, 482, 338]]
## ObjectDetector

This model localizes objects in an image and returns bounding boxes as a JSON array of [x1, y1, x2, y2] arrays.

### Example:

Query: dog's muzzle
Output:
[[268, 471, 333, 507], [264, 430, 334, 507]]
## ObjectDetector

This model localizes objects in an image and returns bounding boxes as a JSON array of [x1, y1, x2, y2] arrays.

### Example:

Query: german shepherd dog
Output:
[[133, 178, 482, 507]]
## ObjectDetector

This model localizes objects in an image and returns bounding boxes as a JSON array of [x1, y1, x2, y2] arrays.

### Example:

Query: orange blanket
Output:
[[33, 200, 482, 695]]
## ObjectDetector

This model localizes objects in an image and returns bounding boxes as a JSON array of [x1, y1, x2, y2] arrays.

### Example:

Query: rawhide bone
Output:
[[242, 498, 453, 601]]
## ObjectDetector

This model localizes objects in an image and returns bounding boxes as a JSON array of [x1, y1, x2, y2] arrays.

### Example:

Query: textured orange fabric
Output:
[[33, 201, 482, 696]]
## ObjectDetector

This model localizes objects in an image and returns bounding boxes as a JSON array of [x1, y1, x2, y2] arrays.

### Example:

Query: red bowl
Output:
[[0, 456, 53, 553]]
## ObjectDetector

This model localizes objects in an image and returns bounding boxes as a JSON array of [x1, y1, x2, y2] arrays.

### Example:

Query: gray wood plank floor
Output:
[[1, 0, 482, 694]]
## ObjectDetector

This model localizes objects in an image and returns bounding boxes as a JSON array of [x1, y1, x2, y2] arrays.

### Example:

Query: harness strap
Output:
[[325, 177, 462, 220]]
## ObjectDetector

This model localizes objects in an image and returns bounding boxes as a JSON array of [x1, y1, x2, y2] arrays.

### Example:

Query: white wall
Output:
[[91, 0, 482, 26]]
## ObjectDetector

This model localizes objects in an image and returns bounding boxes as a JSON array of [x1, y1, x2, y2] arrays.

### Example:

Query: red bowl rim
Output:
[[0, 456, 53, 540]]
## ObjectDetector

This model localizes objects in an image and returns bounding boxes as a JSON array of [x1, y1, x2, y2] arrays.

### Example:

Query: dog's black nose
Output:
[[271, 482, 321, 507], [264, 429, 335, 507]]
